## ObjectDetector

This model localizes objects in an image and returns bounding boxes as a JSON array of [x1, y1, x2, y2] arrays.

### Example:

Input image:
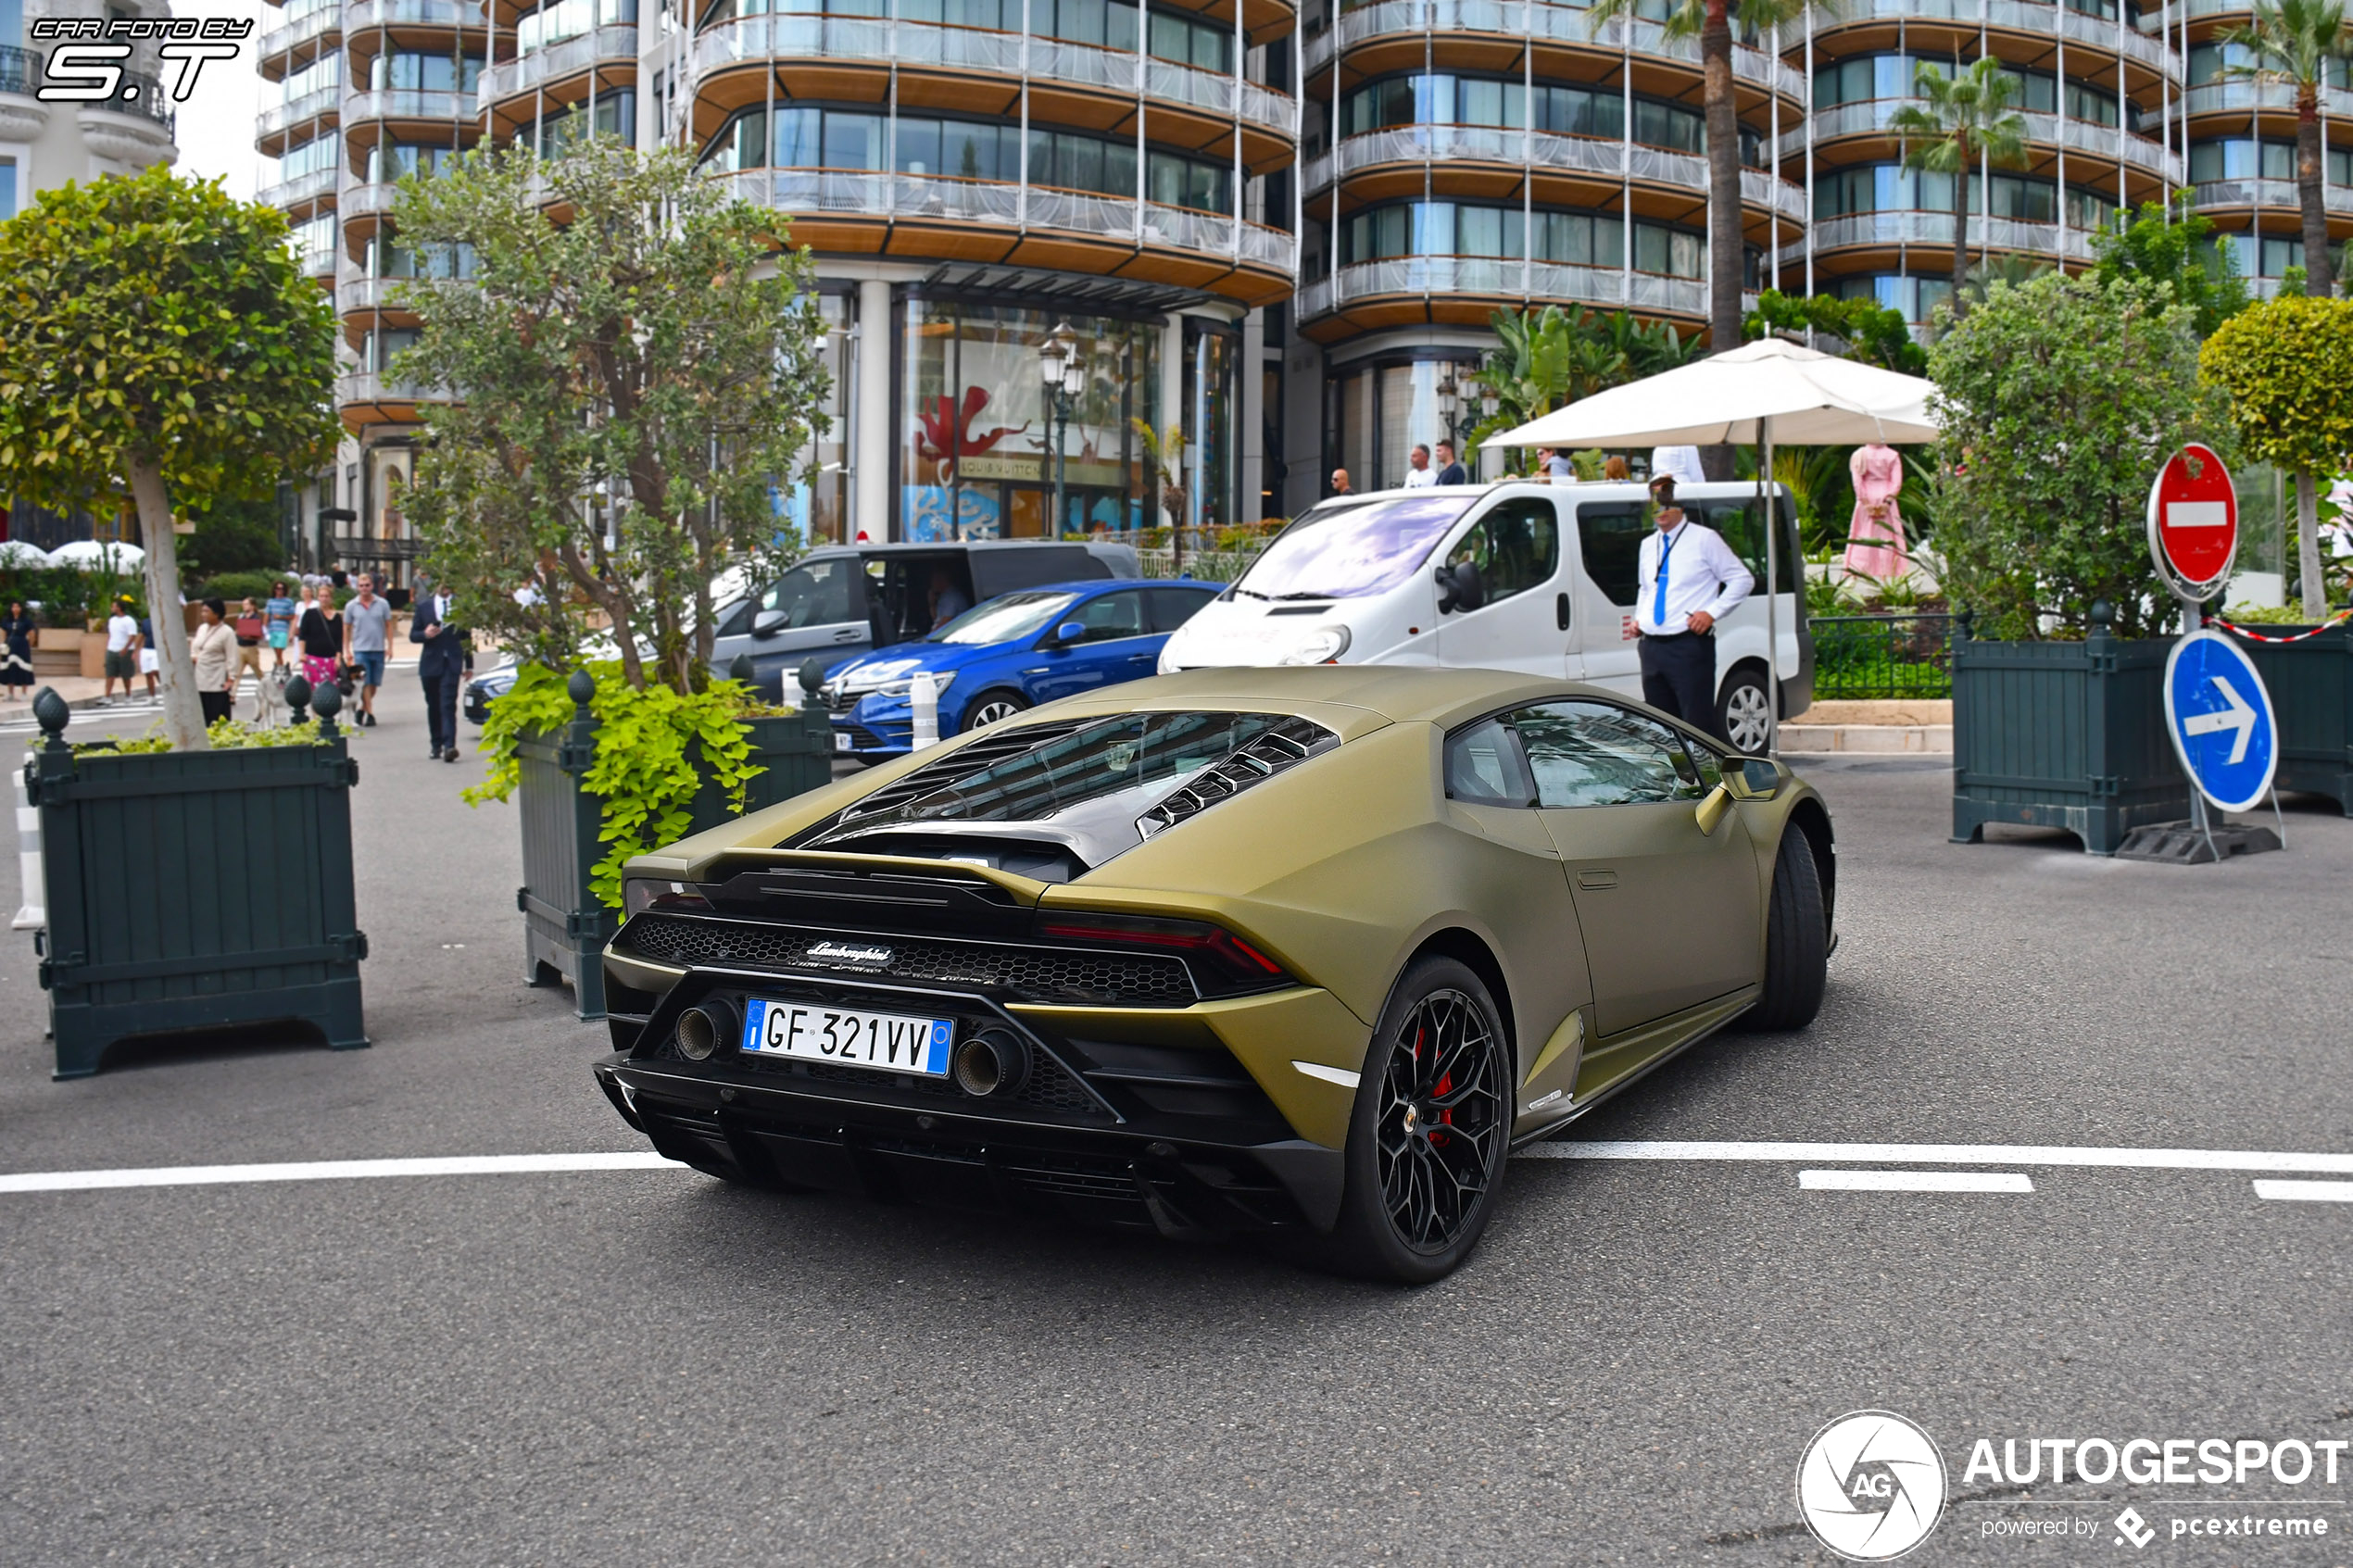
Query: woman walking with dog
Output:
[[296, 588, 344, 693]]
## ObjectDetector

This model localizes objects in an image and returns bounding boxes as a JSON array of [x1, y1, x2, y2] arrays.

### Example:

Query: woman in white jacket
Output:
[[189, 598, 239, 727]]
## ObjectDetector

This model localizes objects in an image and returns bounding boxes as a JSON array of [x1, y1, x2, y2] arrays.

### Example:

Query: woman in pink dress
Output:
[[1844, 441, 1909, 583]]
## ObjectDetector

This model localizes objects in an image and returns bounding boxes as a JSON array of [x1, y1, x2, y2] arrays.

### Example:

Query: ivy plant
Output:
[[467, 663, 775, 907], [2198, 295, 2353, 619]]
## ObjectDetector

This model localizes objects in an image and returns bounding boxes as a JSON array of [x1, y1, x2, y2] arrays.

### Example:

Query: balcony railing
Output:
[[1791, 98, 2180, 182], [1793, 209, 2100, 262], [258, 85, 342, 142], [1826, 0, 2172, 76], [346, 0, 490, 31], [0, 44, 35, 96], [336, 370, 447, 406], [2182, 80, 2353, 119], [1304, 2, 1806, 106], [1302, 124, 1809, 221], [1297, 256, 1707, 319], [342, 182, 401, 222], [692, 16, 1298, 140], [339, 277, 433, 314], [300, 245, 338, 281], [344, 88, 475, 124], [259, 2, 342, 72], [2192, 177, 2353, 216], [258, 165, 339, 211], [480, 24, 638, 106], [728, 169, 1297, 272]]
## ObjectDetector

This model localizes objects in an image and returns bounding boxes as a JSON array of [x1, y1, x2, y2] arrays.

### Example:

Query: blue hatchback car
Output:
[[823, 578, 1221, 759]]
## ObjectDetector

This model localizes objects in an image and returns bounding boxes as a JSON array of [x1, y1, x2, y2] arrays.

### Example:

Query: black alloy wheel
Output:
[[1717, 665, 1774, 756], [961, 690, 1030, 732], [1328, 956, 1512, 1284]]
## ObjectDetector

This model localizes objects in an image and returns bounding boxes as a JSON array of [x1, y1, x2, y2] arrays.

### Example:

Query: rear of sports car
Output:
[[593, 696, 1397, 1238]]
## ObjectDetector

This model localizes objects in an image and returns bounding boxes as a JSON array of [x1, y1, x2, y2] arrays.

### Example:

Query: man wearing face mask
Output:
[[1634, 476, 1751, 744]]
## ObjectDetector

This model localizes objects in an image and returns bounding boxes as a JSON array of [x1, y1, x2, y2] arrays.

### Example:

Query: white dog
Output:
[[250, 665, 294, 728]]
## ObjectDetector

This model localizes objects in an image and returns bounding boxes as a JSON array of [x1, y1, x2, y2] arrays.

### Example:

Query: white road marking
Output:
[[1515, 1139, 2353, 1174], [2252, 1179, 2353, 1203], [0, 1152, 681, 1195], [1799, 1169, 2033, 1194]]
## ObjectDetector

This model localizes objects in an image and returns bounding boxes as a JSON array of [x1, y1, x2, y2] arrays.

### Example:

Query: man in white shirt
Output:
[[1635, 477, 1754, 743], [1403, 445, 1438, 487], [103, 596, 141, 706]]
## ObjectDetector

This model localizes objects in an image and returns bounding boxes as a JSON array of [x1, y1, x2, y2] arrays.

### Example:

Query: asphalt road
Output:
[[2, 693, 2350, 1566]]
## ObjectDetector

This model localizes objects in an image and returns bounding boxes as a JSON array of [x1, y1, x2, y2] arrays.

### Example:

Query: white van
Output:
[[1157, 479, 1813, 754]]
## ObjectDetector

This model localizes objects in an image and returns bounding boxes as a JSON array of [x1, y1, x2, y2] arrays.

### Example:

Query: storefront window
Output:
[[899, 299, 1164, 541], [1182, 323, 1238, 529], [781, 293, 852, 546]]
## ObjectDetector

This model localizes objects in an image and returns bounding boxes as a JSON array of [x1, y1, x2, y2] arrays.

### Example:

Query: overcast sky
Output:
[[172, 0, 266, 202]]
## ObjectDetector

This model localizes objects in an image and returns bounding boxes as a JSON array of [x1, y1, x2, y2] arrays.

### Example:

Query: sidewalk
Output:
[[1779, 698, 1953, 755], [17, 660, 423, 715]]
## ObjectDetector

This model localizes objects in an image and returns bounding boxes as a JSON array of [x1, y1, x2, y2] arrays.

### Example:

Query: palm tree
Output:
[[1888, 58, 2031, 320], [2220, 0, 2353, 297], [1589, 0, 1827, 358]]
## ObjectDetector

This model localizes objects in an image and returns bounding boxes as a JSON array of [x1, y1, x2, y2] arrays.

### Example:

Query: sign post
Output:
[[2121, 444, 2284, 862]]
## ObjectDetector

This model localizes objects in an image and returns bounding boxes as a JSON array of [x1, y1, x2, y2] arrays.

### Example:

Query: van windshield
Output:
[[1232, 494, 1479, 600]]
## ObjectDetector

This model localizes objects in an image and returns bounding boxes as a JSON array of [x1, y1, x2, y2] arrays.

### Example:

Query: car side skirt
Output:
[[1509, 986, 1759, 1148]]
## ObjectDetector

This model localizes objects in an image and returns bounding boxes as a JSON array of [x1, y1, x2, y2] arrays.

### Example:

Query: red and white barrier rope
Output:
[[2209, 608, 2353, 644]]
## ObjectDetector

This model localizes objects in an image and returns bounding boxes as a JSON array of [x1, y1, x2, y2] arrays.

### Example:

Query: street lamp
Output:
[[1435, 367, 1460, 450], [1038, 322, 1085, 534]]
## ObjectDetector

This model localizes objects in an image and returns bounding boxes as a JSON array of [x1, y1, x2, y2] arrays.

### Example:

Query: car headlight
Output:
[[1276, 625, 1351, 666], [874, 671, 955, 700]]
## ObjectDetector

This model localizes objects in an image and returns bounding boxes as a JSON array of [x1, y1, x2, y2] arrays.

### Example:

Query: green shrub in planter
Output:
[[25, 683, 367, 1079]]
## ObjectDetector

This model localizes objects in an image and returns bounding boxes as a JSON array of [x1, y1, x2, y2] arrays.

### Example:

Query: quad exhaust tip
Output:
[[675, 998, 739, 1062], [953, 1029, 1030, 1098]]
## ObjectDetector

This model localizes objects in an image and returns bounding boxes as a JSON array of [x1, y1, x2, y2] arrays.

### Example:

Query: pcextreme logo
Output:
[[1797, 1411, 1949, 1562], [28, 15, 254, 107]]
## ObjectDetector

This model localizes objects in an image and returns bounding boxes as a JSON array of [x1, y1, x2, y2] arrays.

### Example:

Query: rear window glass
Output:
[[1575, 502, 1647, 608]]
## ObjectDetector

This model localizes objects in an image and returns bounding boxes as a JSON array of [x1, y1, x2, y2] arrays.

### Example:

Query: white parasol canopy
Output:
[[0, 540, 53, 569], [45, 539, 145, 571], [1485, 337, 1940, 449]]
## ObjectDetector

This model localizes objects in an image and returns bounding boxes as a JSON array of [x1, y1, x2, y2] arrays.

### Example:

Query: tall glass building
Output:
[[250, 0, 2330, 557]]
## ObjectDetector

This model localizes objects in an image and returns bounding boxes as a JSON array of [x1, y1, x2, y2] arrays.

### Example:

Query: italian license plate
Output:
[[740, 997, 952, 1077], [833, 732, 852, 752]]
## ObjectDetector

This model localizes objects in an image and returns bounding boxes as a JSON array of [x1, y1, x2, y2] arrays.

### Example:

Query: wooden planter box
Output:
[[26, 705, 369, 1079], [516, 672, 837, 1022], [1951, 612, 2190, 855], [2228, 622, 2353, 815]]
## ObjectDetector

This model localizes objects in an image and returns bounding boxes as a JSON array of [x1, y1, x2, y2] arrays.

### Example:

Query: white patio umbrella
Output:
[[45, 539, 145, 571], [1484, 338, 1942, 753], [0, 540, 52, 569]]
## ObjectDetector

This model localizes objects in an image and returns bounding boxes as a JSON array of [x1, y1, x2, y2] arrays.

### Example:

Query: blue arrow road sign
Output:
[[2163, 630, 2278, 814]]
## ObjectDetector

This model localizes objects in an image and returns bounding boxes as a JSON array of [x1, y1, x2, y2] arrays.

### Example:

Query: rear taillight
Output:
[[622, 878, 713, 919], [1037, 910, 1290, 997]]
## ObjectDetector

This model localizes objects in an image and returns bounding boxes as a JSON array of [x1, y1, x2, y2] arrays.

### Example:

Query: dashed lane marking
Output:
[[2252, 1179, 2353, 1202], [0, 1152, 680, 1194], [1515, 1139, 2353, 1174], [1798, 1169, 2033, 1194]]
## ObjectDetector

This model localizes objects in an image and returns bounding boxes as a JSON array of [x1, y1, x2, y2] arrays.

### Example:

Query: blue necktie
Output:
[[1652, 525, 1678, 628]]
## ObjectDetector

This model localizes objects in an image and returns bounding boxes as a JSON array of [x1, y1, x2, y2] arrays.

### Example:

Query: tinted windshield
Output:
[[1234, 494, 1478, 599], [927, 590, 1079, 646]]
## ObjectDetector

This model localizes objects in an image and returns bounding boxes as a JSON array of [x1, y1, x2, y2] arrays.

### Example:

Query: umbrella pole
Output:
[[1760, 416, 1779, 757]]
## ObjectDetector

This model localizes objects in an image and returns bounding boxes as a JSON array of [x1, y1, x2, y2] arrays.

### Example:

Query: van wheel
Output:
[[1737, 828, 1828, 1032], [962, 691, 1030, 732], [1717, 666, 1774, 756]]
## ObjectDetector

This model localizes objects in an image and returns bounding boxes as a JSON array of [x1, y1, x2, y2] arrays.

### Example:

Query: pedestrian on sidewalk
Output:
[[232, 598, 267, 712], [0, 601, 34, 701], [297, 588, 343, 692], [343, 573, 389, 727], [264, 581, 296, 671], [136, 609, 160, 704], [410, 582, 470, 762], [102, 596, 140, 706], [190, 599, 238, 726]]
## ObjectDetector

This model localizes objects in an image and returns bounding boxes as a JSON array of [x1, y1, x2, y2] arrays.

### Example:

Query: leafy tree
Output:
[[1589, 0, 1823, 361], [2090, 197, 2253, 339], [1929, 272, 2228, 639], [1743, 289, 1928, 374], [2218, 0, 2353, 297], [393, 140, 830, 695], [1890, 58, 2031, 319], [1466, 305, 1702, 466], [2200, 295, 2353, 618], [180, 491, 289, 581], [0, 167, 338, 748]]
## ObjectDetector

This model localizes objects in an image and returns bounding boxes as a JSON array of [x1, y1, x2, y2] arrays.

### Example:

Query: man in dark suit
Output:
[[409, 583, 472, 762]]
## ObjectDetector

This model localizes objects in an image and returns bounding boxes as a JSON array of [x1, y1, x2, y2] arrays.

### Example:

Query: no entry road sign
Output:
[[2164, 630, 2278, 814], [2145, 443, 2238, 599]]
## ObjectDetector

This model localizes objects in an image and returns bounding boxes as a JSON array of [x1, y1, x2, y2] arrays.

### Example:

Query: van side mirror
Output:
[[751, 608, 787, 639], [1435, 560, 1486, 614]]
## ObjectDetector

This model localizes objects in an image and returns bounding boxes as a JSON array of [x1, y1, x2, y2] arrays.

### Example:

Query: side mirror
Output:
[[1694, 784, 1732, 836], [1434, 560, 1486, 614], [1051, 621, 1088, 646], [751, 608, 787, 639], [1724, 758, 1783, 800]]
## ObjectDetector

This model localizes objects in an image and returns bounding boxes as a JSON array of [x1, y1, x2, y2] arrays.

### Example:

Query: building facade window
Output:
[[1815, 162, 2115, 230], [361, 328, 422, 373], [1340, 199, 1707, 279], [371, 50, 485, 94], [531, 90, 637, 155], [2190, 137, 2353, 187], [1818, 50, 2160, 135], [367, 142, 466, 183], [1341, 73, 1759, 164], [518, 0, 637, 56], [1829, 273, 1954, 326], [275, 134, 339, 183], [696, 0, 1228, 70], [279, 50, 341, 103], [0, 158, 15, 224], [2188, 41, 2350, 89], [898, 299, 1167, 540], [290, 211, 336, 271]]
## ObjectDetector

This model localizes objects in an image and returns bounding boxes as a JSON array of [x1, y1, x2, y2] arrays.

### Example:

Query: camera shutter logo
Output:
[[1795, 1411, 1947, 1561]]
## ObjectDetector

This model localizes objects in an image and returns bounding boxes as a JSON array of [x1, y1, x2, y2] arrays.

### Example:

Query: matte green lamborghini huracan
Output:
[[594, 666, 1833, 1282]]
